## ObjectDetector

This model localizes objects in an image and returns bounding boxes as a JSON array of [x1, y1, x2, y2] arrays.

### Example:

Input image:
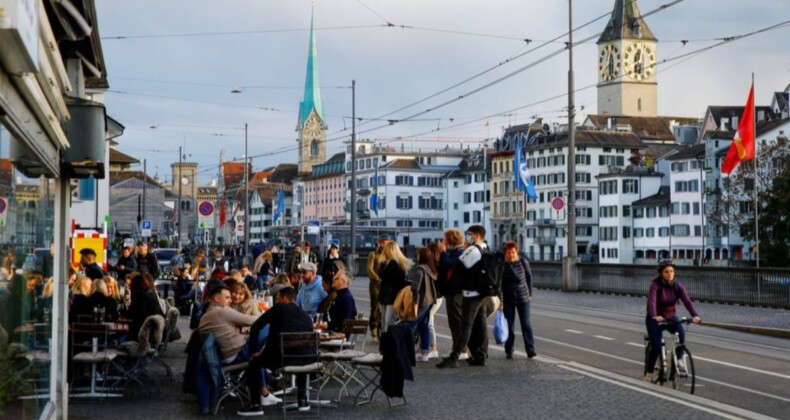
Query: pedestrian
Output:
[[135, 242, 160, 280], [425, 242, 445, 358], [437, 225, 489, 369], [286, 244, 303, 276], [322, 244, 344, 282], [498, 241, 536, 359], [253, 251, 275, 290], [114, 244, 137, 282], [644, 260, 701, 382], [412, 247, 438, 362], [378, 241, 412, 333], [436, 229, 468, 360], [366, 238, 388, 343]]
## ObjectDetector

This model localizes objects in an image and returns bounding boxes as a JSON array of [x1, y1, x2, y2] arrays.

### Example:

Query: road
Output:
[[349, 278, 790, 419]]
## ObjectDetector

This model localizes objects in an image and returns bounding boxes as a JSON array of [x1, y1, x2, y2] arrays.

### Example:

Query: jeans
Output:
[[503, 300, 535, 354], [380, 304, 396, 333], [256, 275, 270, 291], [451, 295, 489, 361], [427, 298, 444, 348], [445, 293, 468, 354], [369, 280, 381, 335], [645, 315, 685, 374], [238, 325, 274, 400], [415, 304, 433, 353]]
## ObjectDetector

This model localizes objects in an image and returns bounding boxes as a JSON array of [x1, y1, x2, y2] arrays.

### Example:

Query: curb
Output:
[[702, 321, 790, 339]]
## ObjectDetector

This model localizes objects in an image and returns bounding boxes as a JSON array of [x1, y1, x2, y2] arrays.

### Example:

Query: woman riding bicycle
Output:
[[645, 260, 701, 382]]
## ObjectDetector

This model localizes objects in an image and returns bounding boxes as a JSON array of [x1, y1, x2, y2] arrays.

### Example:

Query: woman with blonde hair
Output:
[[253, 250, 275, 290], [88, 278, 120, 321], [378, 241, 412, 332], [229, 282, 260, 316], [69, 276, 93, 324]]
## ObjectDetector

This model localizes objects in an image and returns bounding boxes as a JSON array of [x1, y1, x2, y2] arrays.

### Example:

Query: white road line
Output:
[[593, 335, 615, 341], [693, 355, 790, 381], [626, 342, 644, 348], [565, 329, 584, 334]]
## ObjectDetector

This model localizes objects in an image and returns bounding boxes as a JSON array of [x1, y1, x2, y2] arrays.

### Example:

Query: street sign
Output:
[[236, 224, 244, 237], [198, 201, 215, 229], [307, 220, 320, 234], [551, 197, 564, 211], [0, 197, 6, 227], [140, 219, 152, 237]]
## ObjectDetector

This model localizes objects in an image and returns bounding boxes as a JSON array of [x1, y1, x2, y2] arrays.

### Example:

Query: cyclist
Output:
[[645, 260, 701, 382]]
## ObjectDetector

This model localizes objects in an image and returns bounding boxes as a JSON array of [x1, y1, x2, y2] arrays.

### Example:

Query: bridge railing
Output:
[[529, 262, 790, 309]]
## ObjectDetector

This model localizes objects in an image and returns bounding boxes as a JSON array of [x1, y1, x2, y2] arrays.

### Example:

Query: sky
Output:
[[96, 0, 790, 185]]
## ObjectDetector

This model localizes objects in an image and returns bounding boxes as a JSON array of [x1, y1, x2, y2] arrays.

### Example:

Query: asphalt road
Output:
[[349, 278, 790, 419]]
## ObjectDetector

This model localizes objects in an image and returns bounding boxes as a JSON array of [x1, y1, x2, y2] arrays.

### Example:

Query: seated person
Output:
[[172, 266, 196, 304], [69, 276, 94, 324], [242, 286, 314, 415], [87, 278, 120, 322], [199, 285, 281, 413], [295, 262, 327, 319], [229, 282, 260, 316], [126, 273, 165, 340], [326, 271, 357, 333]]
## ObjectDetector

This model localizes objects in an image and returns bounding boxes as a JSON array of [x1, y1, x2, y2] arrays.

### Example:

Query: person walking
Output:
[[378, 241, 412, 333], [436, 229, 468, 360], [437, 225, 489, 369], [366, 238, 388, 343], [498, 241, 536, 359]]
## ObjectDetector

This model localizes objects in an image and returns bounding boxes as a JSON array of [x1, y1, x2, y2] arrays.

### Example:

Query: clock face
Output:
[[623, 42, 655, 81], [181, 176, 190, 186], [598, 44, 620, 82]]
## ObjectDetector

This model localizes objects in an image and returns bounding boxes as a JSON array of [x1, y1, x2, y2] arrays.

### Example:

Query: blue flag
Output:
[[517, 140, 538, 201], [370, 163, 379, 216], [273, 185, 285, 224]]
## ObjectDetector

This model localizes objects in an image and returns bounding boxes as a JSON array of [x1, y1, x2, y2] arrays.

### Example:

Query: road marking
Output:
[[565, 329, 584, 334], [593, 335, 615, 341], [693, 355, 790, 381], [626, 342, 644, 348]]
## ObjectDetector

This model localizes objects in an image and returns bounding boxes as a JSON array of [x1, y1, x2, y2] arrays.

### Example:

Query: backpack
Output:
[[393, 285, 418, 322], [471, 245, 505, 297]]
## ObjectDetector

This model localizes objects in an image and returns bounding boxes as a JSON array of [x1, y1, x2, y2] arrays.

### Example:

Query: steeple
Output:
[[597, 0, 656, 44], [298, 4, 325, 129]]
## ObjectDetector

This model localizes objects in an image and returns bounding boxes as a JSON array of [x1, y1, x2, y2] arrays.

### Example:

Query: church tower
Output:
[[297, 5, 327, 174], [596, 0, 658, 117]]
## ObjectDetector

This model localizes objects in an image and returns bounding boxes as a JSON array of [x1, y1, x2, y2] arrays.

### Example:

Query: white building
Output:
[[666, 144, 707, 264], [632, 186, 671, 263]]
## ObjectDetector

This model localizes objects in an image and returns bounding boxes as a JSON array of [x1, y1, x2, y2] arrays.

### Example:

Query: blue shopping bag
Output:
[[494, 311, 508, 345]]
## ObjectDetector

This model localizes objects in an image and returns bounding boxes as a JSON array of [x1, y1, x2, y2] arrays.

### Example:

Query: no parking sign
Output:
[[198, 201, 215, 229], [0, 197, 7, 227]]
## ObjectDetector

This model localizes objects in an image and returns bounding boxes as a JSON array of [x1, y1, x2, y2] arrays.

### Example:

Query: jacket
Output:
[[84, 263, 105, 280], [500, 258, 533, 305], [327, 288, 357, 332], [296, 277, 328, 317], [87, 293, 120, 321], [378, 260, 409, 305], [393, 286, 417, 322], [410, 264, 437, 308], [438, 247, 464, 296], [367, 249, 383, 282], [248, 302, 314, 370], [196, 331, 222, 414], [380, 323, 415, 398], [128, 289, 164, 340], [647, 279, 699, 319], [136, 252, 160, 279]]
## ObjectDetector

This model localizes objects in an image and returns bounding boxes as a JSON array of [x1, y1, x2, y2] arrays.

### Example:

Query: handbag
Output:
[[494, 311, 509, 345]]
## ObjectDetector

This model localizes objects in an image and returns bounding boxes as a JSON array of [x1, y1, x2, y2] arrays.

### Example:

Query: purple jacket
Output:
[[647, 279, 699, 319]]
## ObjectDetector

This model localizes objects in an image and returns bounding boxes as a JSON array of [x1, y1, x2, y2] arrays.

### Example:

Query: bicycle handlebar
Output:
[[657, 316, 696, 326]]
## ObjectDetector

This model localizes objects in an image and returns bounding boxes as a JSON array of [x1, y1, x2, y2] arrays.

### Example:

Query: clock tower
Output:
[[597, 0, 657, 117], [297, 5, 327, 174], [171, 162, 198, 198]]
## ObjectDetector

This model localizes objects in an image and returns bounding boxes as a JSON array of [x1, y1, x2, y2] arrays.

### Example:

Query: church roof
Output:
[[297, 7, 326, 129], [597, 0, 656, 44], [585, 114, 698, 142]]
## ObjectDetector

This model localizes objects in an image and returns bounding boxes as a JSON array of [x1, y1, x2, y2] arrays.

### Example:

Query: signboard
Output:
[[307, 220, 320, 235], [198, 201, 215, 229], [236, 224, 244, 237], [70, 230, 108, 272], [140, 219, 152, 237], [551, 197, 564, 211], [0, 0, 40, 73], [0, 197, 7, 227]]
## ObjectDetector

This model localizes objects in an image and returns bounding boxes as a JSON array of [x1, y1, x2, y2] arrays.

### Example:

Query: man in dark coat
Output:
[[79, 248, 105, 280], [135, 242, 160, 279], [115, 244, 138, 281]]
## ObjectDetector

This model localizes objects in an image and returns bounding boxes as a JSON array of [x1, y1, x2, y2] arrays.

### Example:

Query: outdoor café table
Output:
[[319, 331, 345, 342]]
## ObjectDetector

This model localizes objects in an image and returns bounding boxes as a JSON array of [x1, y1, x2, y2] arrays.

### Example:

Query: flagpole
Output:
[[752, 73, 760, 268]]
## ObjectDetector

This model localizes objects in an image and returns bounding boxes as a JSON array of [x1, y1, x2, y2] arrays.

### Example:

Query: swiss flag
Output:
[[219, 197, 227, 227], [721, 85, 755, 175]]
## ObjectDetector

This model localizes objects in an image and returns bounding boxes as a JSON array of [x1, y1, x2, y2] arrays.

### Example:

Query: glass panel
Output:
[[0, 125, 55, 415]]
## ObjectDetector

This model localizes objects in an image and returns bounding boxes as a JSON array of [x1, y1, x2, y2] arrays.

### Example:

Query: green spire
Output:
[[298, 5, 325, 128]]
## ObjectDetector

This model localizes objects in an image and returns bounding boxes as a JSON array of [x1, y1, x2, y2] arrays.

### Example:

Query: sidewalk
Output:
[[67, 310, 772, 419]]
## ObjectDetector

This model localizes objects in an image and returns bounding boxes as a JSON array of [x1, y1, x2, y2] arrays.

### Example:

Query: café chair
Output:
[[70, 323, 122, 399], [319, 319, 369, 400], [280, 332, 323, 418], [113, 314, 165, 394]]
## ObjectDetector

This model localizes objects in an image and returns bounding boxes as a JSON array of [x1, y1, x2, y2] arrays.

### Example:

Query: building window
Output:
[[310, 139, 320, 156], [79, 177, 96, 201]]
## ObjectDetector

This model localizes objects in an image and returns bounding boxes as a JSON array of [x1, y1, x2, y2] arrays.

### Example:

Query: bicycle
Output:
[[643, 316, 696, 394]]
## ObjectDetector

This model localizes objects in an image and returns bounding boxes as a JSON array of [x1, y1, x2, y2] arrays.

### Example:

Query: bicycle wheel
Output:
[[671, 346, 695, 394]]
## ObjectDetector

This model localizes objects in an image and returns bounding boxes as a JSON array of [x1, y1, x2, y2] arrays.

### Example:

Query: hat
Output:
[[79, 248, 97, 257], [298, 262, 317, 272], [269, 283, 289, 297]]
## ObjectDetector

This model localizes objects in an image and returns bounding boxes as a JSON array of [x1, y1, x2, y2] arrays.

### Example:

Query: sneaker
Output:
[[458, 352, 470, 361], [505, 352, 513, 359], [260, 393, 281, 406], [527, 350, 538, 359], [466, 357, 487, 367], [427, 350, 439, 358], [644, 373, 653, 383], [237, 404, 264, 417], [676, 360, 686, 373], [297, 399, 311, 412], [436, 357, 460, 369], [416, 353, 431, 362]]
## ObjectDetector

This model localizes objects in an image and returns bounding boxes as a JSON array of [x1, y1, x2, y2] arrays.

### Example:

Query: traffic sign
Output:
[[198, 201, 215, 229], [0, 197, 7, 228], [551, 197, 564, 211], [307, 220, 320, 234], [236, 224, 244, 237], [140, 219, 152, 237]]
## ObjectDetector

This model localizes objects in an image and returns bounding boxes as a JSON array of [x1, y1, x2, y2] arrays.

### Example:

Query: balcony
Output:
[[535, 236, 556, 245], [534, 218, 556, 227]]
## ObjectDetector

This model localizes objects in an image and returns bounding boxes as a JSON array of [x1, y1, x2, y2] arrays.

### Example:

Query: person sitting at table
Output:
[[326, 270, 358, 333], [316, 276, 337, 325], [229, 282, 260, 317], [240, 264, 257, 292], [79, 248, 105, 281], [172, 266, 194, 304], [34, 277, 54, 322], [199, 284, 281, 414], [126, 273, 164, 341], [295, 262, 327, 319], [69, 276, 94, 324], [241, 286, 314, 415], [87, 278, 120, 322]]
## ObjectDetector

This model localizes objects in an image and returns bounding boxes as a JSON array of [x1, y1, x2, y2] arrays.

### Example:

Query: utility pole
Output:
[[349, 80, 357, 274], [142, 159, 147, 221], [177, 146, 182, 247], [562, 0, 579, 291], [244, 123, 250, 265]]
